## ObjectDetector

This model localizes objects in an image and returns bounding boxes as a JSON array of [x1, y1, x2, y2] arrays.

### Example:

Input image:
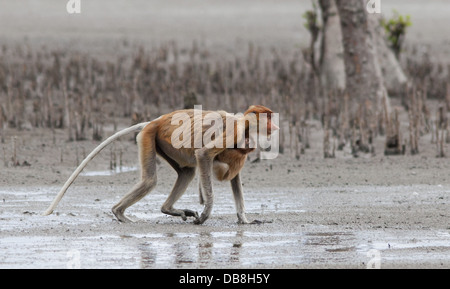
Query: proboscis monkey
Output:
[[43, 105, 278, 224]]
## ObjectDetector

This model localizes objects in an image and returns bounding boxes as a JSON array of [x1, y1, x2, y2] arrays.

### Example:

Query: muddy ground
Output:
[[1, 114, 449, 269], [1, 0, 450, 269]]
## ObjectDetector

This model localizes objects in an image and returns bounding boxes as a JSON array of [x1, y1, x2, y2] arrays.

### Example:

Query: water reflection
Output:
[[138, 242, 156, 268], [197, 232, 213, 268], [174, 242, 195, 266], [135, 230, 355, 268], [80, 166, 138, 176], [136, 230, 246, 268], [230, 231, 244, 264]]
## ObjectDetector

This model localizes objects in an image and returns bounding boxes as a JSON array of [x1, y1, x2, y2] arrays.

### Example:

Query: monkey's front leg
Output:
[[230, 173, 250, 224], [230, 173, 270, 225], [194, 148, 216, 225]]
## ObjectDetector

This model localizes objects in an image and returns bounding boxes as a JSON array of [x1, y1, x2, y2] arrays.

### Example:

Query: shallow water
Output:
[[0, 229, 353, 268], [80, 166, 138, 177], [1, 185, 449, 268], [3, 226, 448, 269]]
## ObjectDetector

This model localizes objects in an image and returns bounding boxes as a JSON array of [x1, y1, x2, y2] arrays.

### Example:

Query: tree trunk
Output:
[[368, 13, 408, 96], [318, 0, 346, 91], [335, 0, 389, 123]]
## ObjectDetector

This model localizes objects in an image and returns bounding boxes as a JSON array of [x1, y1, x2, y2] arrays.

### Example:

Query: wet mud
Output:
[[1, 182, 449, 268]]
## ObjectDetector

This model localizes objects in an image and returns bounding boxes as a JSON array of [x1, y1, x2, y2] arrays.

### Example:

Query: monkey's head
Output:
[[244, 105, 279, 136]]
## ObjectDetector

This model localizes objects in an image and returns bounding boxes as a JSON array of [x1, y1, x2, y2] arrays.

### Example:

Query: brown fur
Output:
[[115, 105, 276, 224], [44, 105, 277, 225]]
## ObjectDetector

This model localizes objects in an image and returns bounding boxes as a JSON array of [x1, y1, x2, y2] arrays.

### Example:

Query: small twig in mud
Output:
[[323, 128, 335, 158], [290, 122, 301, 160], [384, 108, 403, 155], [75, 146, 79, 167], [110, 144, 117, 170], [323, 128, 330, 158], [435, 111, 448, 157], [0, 105, 5, 144], [2, 145, 7, 167], [119, 148, 123, 170], [92, 117, 103, 141], [408, 87, 420, 155], [446, 83, 450, 111], [446, 125, 450, 144], [11, 136, 18, 167], [294, 123, 301, 160], [62, 77, 74, 142], [436, 124, 446, 158], [51, 125, 56, 145], [302, 121, 311, 150], [279, 123, 285, 154]]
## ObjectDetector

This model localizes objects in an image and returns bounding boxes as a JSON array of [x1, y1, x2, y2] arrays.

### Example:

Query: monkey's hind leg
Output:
[[112, 126, 157, 223], [160, 167, 198, 221], [155, 145, 198, 221], [112, 179, 156, 222]]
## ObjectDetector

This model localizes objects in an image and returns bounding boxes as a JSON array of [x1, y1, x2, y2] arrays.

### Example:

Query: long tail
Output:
[[42, 121, 151, 216]]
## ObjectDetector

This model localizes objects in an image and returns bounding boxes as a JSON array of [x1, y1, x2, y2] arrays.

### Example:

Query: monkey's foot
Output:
[[181, 209, 199, 221], [112, 208, 135, 223], [237, 212, 273, 224], [249, 219, 273, 224], [161, 207, 198, 221], [237, 213, 250, 224], [193, 213, 209, 225], [115, 214, 135, 223]]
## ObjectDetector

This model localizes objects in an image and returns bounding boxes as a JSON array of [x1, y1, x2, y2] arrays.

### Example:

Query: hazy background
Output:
[[1, 0, 449, 58]]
